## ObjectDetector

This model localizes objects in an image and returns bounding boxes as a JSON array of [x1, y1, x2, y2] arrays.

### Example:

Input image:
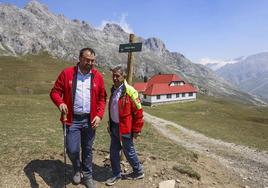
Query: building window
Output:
[[176, 93, 180, 98], [167, 94, 172, 99], [144, 94, 147, 99], [182, 93, 185, 97], [189, 92, 193, 97], [179, 81, 185, 85], [157, 95, 161, 100]]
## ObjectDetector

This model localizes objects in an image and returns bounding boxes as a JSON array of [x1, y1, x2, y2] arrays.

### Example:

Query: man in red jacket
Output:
[[105, 66, 144, 186], [50, 47, 107, 188]]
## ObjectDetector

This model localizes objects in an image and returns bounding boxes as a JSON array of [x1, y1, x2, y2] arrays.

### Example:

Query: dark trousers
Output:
[[66, 114, 95, 178], [109, 121, 143, 177]]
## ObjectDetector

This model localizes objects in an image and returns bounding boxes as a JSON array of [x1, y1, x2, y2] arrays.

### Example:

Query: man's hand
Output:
[[133, 132, 141, 139], [59, 103, 68, 114], [92, 116, 101, 129]]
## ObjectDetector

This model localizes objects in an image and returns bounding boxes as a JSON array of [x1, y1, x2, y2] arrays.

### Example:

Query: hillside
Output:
[[144, 95, 268, 152], [216, 52, 268, 101], [1, 94, 248, 188], [0, 54, 251, 187], [200, 52, 268, 101], [144, 112, 268, 187], [0, 0, 265, 105], [0, 53, 268, 187], [1, 53, 267, 152]]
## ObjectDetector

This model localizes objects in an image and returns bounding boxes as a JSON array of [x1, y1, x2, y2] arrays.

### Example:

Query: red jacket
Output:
[[109, 80, 144, 136], [50, 65, 107, 126]]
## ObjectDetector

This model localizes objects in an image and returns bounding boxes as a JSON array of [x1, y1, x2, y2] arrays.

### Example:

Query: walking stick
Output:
[[63, 114, 67, 188]]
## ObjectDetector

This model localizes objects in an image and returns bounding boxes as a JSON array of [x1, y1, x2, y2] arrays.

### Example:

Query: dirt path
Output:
[[144, 112, 268, 188]]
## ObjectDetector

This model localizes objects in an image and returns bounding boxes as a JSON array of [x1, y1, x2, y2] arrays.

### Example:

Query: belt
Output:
[[110, 119, 119, 125], [73, 113, 90, 118]]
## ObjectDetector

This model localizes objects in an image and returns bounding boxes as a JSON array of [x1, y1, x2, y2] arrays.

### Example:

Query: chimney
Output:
[[143, 76, 148, 83]]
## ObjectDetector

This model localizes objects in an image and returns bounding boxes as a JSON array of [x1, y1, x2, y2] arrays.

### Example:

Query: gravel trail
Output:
[[144, 112, 268, 188]]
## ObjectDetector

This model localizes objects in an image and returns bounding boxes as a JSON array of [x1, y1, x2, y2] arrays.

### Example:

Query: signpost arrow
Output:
[[119, 42, 142, 53]]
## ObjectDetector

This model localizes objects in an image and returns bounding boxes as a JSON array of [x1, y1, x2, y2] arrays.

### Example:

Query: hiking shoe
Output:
[[123, 172, 144, 180], [72, 171, 82, 184], [83, 177, 96, 188], [105, 176, 121, 186]]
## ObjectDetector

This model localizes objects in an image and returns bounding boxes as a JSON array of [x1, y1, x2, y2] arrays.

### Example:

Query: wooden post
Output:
[[118, 34, 142, 162], [120, 34, 134, 162], [126, 34, 135, 85]]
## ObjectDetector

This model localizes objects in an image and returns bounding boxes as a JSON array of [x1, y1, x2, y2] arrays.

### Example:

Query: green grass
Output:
[[0, 53, 73, 94], [0, 48, 7, 55], [0, 53, 113, 95], [1, 53, 267, 153], [1, 53, 267, 186], [0, 54, 196, 181], [0, 94, 196, 177], [144, 94, 268, 151], [0, 94, 61, 177]]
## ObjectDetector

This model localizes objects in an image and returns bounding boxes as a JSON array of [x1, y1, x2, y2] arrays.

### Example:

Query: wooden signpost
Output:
[[119, 34, 142, 85]]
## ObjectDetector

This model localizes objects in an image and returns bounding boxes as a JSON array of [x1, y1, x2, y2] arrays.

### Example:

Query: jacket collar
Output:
[[111, 80, 126, 97], [75, 63, 97, 75]]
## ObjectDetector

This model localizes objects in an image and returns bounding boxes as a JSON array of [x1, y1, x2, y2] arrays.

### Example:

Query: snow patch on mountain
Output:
[[198, 57, 242, 71]]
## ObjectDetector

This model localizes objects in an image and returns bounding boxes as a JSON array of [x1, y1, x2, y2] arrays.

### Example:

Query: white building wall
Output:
[[142, 93, 196, 105], [139, 93, 144, 100], [142, 95, 152, 103]]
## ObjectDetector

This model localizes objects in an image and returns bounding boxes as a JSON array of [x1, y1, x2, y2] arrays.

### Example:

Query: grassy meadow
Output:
[[0, 54, 196, 185], [0, 53, 114, 95], [144, 95, 268, 151], [0, 53, 267, 186]]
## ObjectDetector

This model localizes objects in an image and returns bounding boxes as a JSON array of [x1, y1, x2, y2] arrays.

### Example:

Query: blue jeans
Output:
[[66, 113, 95, 178], [109, 121, 143, 177]]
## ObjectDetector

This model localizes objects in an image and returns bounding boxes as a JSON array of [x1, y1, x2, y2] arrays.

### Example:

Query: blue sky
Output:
[[2, 0, 268, 63]]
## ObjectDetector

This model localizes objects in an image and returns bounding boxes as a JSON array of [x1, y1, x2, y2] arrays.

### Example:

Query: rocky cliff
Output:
[[0, 0, 265, 105]]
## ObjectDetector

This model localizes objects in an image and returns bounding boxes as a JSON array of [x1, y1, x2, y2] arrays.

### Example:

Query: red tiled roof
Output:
[[134, 74, 197, 96], [144, 83, 197, 95], [133, 83, 147, 92], [147, 74, 183, 88]]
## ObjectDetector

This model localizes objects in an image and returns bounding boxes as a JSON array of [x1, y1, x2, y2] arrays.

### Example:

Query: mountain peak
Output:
[[25, 0, 49, 15], [144, 37, 167, 53], [103, 23, 126, 33], [0, 1, 265, 105]]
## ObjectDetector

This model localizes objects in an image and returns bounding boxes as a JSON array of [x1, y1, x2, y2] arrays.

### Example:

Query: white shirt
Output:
[[73, 66, 91, 114], [110, 84, 123, 123]]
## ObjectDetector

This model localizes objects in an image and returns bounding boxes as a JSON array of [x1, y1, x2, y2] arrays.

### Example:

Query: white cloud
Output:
[[97, 13, 134, 34]]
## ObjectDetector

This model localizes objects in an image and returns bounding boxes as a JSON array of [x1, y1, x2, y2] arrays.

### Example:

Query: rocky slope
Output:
[[0, 0, 265, 104], [216, 52, 268, 101]]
